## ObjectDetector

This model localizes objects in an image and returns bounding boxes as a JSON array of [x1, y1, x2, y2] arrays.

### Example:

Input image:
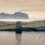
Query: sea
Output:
[[0, 31, 45, 45]]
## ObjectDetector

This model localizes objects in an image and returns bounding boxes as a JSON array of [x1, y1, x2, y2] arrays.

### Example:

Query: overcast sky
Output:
[[0, 0, 45, 21], [0, 0, 45, 13]]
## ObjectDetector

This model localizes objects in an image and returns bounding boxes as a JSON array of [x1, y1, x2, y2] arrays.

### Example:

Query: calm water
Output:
[[0, 31, 45, 45]]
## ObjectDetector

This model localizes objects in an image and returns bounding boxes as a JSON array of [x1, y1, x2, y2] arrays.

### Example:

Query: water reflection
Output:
[[16, 34, 22, 45], [0, 31, 45, 45]]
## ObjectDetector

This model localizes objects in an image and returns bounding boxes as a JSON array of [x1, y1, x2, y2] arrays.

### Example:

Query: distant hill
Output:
[[0, 21, 15, 25], [21, 20, 45, 28], [30, 20, 45, 24], [0, 20, 45, 28], [0, 20, 45, 25]]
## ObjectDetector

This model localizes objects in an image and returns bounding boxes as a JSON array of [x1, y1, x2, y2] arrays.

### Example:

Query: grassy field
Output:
[[22, 23, 45, 28], [0, 25, 15, 29], [0, 23, 45, 29], [0, 20, 45, 29]]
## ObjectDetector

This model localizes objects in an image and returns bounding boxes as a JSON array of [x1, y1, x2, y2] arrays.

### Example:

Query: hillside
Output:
[[0, 20, 45, 29], [22, 20, 45, 28]]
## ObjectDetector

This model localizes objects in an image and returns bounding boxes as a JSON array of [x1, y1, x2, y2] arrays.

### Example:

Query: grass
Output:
[[0, 25, 15, 29], [0, 23, 45, 29], [22, 23, 45, 28]]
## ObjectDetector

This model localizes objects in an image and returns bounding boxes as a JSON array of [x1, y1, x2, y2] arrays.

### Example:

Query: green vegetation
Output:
[[0, 25, 15, 29], [0, 23, 45, 29], [22, 20, 45, 28], [0, 20, 45, 29], [22, 23, 45, 28]]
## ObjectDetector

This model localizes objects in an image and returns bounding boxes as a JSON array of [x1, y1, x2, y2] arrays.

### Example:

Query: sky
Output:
[[0, 0, 45, 13], [0, 0, 45, 21]]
